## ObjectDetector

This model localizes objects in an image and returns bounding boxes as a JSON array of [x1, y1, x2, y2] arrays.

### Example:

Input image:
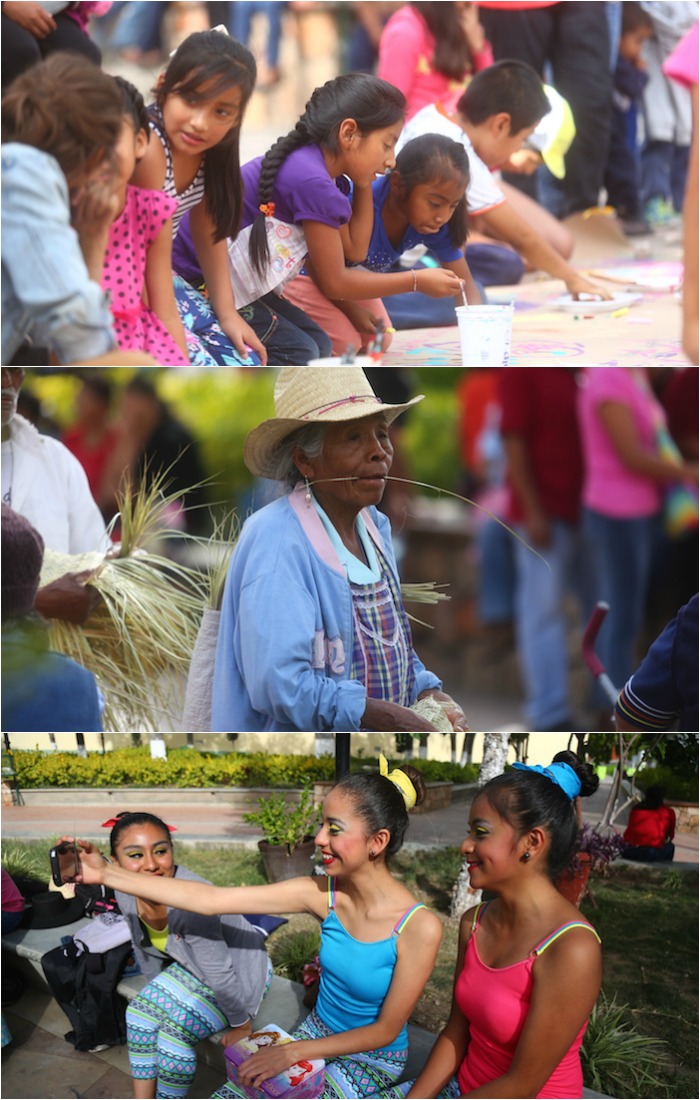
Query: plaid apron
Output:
[[349, 543, 415, 708]]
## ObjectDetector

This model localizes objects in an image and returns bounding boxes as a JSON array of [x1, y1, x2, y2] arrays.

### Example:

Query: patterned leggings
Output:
[[126, 964, 229, 1099], [212, 1008, 408, 1100]]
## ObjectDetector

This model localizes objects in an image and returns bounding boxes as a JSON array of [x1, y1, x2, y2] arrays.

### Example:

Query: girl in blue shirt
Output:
[[283, 133, 480, 356], [74, 761, 443, 1098]]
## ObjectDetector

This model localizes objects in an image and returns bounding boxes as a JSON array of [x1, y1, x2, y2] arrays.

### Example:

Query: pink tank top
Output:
[[456, 903, 600, 1099]]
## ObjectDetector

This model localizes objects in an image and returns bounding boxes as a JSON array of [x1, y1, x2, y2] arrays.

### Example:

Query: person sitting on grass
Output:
[[70, 761, 443, 1099], [399, 59, 612, 301], [621, 786, 676, 863]]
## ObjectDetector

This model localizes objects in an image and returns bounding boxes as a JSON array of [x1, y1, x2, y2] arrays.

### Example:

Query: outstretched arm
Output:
[[480, 202, 612, 300], [72, 839, 324, 917], [303, 221, 462, 300]]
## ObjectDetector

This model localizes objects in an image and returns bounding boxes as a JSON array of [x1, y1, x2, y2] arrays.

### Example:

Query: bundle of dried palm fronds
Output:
[[42, 471, 211, 732], [400, 581, 451, 628]]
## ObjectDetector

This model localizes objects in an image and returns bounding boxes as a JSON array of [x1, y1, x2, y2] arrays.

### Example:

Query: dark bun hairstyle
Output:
[[109, 811, 172, 856], [333, 765, 426, 862], [480, 752, 598, 881]]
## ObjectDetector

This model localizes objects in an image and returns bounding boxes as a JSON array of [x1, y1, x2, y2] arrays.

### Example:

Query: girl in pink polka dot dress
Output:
[[102, 78, 190, 365]]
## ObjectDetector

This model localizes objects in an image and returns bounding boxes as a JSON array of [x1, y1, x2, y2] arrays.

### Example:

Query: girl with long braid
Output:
[[71, 761, 442, 1099], [173, 73, 469, 364]]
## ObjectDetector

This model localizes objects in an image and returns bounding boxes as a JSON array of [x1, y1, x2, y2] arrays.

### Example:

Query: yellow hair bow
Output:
[[379, 754, 416, 810]]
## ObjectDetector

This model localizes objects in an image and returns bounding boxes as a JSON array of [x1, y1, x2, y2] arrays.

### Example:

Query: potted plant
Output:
[[556, 824, 624, 907], [243, 787, 321, 882]]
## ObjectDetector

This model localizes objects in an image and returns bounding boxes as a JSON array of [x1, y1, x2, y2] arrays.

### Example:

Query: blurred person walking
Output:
[[577, 367, 698, 727], [499, 367, 594, 732], [478, 1, 613, 216]]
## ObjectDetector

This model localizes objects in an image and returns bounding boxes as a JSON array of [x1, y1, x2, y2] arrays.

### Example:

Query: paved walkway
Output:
[[2, 780, 697, 862]]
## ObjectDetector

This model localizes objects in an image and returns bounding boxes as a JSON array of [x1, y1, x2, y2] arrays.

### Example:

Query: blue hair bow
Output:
[[511, 762, 582, 800]]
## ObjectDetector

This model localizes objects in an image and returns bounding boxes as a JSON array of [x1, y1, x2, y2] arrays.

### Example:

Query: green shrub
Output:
[[387, 758, 480, 784], [269, 928, 321, 983], [8, 748, 337, 790], [582, 992, 670, 1098], [243, 788, 321, 849], [634, 766, 697, 803], [8, 748, 480, 790]]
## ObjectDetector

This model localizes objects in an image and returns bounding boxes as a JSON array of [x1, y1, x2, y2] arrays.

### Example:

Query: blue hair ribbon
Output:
[[511, 762, 582, 800]]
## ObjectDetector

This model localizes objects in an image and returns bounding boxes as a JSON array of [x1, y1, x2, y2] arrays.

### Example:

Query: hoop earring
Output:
[[304, 477, 312, 505]]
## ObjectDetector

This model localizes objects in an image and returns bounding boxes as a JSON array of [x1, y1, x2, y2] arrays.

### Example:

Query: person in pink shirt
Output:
[[1, 869, 25, 934], [378, 2, 493, 121], [400, 755, 602, 1099], [577, 367, 699, 725]]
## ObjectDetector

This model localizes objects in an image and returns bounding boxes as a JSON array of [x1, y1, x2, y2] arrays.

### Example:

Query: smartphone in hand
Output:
[[49, 842, 80, 887]]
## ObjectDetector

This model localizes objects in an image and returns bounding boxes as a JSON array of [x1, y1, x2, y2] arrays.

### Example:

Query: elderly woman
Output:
[[211, 367, 466, 733]]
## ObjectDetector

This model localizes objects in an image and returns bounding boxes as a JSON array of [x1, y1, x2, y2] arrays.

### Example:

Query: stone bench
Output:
[[1, 918, 434, 1082], [2, 919, 611, 1096]]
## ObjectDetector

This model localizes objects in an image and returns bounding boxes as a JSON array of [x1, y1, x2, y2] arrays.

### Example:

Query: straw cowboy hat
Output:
[[244, 368, 424, 479]]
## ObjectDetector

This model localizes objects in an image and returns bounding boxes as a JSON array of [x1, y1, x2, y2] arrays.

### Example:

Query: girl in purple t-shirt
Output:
[[174, 73, 464, 364]]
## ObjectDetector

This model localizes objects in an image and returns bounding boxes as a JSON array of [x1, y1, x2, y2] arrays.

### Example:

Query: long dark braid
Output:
[[249, 72, 405, 276]]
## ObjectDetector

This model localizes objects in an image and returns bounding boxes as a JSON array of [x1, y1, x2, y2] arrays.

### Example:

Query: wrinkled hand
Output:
[[238, 1041, 298, 1087], [2, 1, 56, 37], [419, 690, 469, 732], [35, 572, 101, 624], [362, 698, 438, 733], [566, 274, 613, 301], [416, 268, 463, 298]]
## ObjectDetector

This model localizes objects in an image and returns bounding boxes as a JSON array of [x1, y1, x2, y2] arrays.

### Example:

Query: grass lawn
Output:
[[4, 841, 696, 1099]]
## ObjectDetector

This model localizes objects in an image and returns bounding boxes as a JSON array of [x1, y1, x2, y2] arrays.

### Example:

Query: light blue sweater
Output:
[[211, 490, 440, 732]]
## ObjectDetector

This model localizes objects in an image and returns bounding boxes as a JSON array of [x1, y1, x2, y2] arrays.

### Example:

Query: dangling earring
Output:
[[304, 477, 312, 505]]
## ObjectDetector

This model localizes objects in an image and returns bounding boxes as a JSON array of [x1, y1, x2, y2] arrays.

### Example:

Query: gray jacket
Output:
[[116, 865, 269, 1026]]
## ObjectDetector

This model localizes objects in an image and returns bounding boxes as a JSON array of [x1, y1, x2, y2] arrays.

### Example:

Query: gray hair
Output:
[[268, 423, 328, 489]]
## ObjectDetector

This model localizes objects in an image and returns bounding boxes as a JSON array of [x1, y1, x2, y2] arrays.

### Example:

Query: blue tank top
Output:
[[314, 878, 425, 1053]]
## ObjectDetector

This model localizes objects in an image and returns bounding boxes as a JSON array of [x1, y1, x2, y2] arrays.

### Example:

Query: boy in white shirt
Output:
[[400, 60, 609, 300]]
